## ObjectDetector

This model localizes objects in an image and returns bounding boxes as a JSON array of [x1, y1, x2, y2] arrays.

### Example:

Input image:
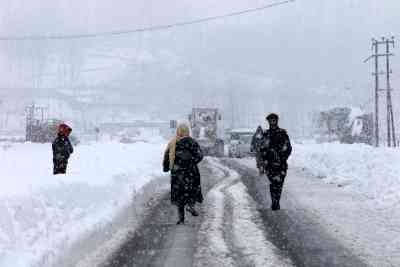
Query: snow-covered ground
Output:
[[237, 141, 400, 266], [289, 142, 400, 208], [0, 138, 166, 267], [3, 138, 400, 266], [238, 141, 400, 209]]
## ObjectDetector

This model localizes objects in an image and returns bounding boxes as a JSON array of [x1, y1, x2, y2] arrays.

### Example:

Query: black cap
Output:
[[266, 113, 279, 121]]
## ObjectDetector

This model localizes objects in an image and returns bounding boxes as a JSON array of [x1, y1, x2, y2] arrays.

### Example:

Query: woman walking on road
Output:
[[163, 123, 204, 225]]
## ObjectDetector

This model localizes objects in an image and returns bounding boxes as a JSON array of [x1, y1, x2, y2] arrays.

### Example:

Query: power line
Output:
[[0, 0, 294, 41], [29, 65, 124, 78], [88, 54, 137, 62]]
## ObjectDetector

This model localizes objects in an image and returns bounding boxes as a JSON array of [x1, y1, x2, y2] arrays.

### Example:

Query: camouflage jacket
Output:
[[260, 127, 292, 169]]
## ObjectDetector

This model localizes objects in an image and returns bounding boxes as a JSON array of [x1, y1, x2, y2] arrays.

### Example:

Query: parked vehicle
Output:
[[228, 128, 255, 158]]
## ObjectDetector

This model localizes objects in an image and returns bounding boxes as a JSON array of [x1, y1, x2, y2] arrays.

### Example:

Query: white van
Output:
[[228, 128, 255, 158]]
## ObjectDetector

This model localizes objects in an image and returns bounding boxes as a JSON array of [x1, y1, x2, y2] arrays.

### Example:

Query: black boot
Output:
[[177, 205, 185, 224], [186, 204, 199, 216], [270, 183, 282, 211], [271, 200, 280, 211]]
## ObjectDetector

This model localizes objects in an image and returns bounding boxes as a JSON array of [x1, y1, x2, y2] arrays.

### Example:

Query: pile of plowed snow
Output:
[[289, 142, 400, 208], [0, 138, 166, 267]]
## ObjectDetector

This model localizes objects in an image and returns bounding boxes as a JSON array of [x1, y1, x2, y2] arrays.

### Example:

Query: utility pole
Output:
[[373, 40, 380, 147], [25, 103, 49, 142], [364, 37, 397, 147], [25, 103, 35, 141], [385, 38, 397, 147]]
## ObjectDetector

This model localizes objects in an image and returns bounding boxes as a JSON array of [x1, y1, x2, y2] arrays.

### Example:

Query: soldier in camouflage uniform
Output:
[[260, 113, 292, 210], [52, 124, 74, 175]]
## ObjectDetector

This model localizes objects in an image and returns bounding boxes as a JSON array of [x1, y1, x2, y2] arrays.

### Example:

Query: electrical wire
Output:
[[0, 0, 294, 41]]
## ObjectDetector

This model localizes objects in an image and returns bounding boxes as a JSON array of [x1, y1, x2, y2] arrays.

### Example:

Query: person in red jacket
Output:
[[52, 124, 74, 175]]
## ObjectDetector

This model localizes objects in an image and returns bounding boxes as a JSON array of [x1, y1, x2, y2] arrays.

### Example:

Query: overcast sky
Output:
[[0, 0, 399, 133]]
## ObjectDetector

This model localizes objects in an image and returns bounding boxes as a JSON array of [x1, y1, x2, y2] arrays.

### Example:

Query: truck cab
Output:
[[188, 108, 224, 157]]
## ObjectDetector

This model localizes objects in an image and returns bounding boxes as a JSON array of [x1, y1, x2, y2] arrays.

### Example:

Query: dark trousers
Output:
[[267, 172, 286, 204], [177, 204, 185, 221], [53, 159, 68, 175], [255, 153, 263, 169]]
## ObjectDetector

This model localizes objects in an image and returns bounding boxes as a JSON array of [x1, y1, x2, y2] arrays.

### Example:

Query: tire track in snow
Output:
[[193, 177, 236, 267], [192, 158, 235, 267], [194, 159, 293, 267], [226, 182, 294, 267]]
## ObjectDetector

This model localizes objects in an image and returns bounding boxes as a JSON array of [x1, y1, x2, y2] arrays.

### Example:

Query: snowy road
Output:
[[101, 193, 200, 267], [93, 157, 374, 267], [222, 160, 368, 267], [99, 161, 218, 267], [98, 159, 293, 267]]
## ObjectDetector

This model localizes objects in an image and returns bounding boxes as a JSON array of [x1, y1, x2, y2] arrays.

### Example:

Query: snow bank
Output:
[[289, 142, 400, 208], [0, 138, 166, 267]]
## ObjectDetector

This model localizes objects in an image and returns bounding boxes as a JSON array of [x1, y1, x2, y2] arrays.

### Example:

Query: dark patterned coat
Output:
[[251, 127, 264, 153], [251, 127, 265, 168], [52, 135, 73, 174], [163, 137, 204, 206], [260, 127, 292, 176]]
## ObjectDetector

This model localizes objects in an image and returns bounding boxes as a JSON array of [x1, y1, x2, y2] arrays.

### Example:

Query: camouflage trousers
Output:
[[267, 169, 287, 203]]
